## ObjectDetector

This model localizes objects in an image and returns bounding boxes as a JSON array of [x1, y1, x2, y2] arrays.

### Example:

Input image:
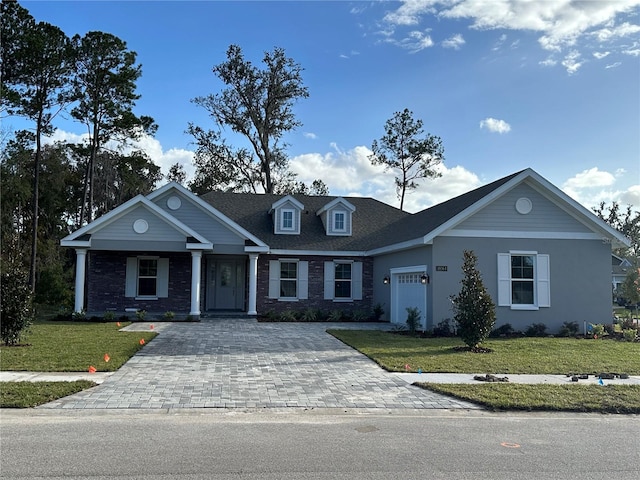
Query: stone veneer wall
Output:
[[256, 254, 374, 316], [87, 251, 192, 315]]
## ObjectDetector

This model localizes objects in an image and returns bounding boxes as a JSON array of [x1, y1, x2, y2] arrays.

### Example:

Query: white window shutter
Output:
[[157, 258, 169, 298], [268, 260, 279, 299], [125, 257, 137, 297], [497, 253, 511, 306], [537, 254, 550, 307], [298, 261, 308, 299], [352, 261, 363, 300], [324, 261, 334, 300]]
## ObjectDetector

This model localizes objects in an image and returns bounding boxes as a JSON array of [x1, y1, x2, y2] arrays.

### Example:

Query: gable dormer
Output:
[[270, 195, 304, 235], [316, 198, 355, 236]]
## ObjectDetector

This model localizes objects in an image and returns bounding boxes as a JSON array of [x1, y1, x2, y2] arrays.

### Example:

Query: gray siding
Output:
[[372, 246, 432, 324], [430, 236, 611, 333], [456, 183, 593, 233], [92, 206, 185, 242], [152, 191, 245, 246]]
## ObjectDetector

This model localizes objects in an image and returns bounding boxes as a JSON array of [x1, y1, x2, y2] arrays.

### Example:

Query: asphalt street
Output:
[[1, 409, 639, 479]]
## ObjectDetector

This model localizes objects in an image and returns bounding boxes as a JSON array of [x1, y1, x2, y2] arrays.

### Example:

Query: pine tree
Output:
[[451, 250, 496, 350]]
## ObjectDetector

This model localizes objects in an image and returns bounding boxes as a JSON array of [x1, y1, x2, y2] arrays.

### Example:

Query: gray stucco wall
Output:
[[430, 236, 612, 333]]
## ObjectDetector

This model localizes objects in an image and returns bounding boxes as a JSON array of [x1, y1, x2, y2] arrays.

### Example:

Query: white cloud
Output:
[[303, 132, 318, 140], [479, 117, 511, 134], [539, 57, 557, 67], [605, 61, 622, 69], [43, 129, 195, 183], [593, 51, 611, 59], [564, 167, 616, 190], [442, 33, 465, 49], [381, 1, 640, 66], [561, 50, 583, 74], [561, 168, 640, 210]]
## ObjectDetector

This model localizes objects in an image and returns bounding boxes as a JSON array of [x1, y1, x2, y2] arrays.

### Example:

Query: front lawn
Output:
[[329, 330, 640, 413], [0, 320, 158, 372], [328, 330, 640, 374], [0, 320, 158, 408]]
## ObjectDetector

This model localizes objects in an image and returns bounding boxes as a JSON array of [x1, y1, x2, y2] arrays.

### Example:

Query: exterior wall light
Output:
[[420, 274, 429, 284], [383, 275, 390, 285]]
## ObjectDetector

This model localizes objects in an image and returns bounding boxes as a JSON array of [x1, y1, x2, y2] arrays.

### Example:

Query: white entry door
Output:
[[391, 266, 427, 330]]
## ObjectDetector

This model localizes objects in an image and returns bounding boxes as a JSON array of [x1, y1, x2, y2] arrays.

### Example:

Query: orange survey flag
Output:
[[88, 366, 97, 373], [139, 338, 145, 345], [103, 354, 110, 362]]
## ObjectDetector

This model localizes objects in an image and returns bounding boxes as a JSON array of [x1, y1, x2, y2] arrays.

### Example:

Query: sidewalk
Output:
[[3, 370, 639, 386]]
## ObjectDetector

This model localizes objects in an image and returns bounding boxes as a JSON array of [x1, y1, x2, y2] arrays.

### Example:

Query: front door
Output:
[[206, 257, 245, 310]]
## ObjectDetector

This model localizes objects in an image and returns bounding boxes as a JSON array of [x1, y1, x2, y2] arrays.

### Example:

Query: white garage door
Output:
[[391, 268, 427, 330]]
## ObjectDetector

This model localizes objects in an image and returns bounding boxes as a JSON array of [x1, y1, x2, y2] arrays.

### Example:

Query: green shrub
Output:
[[622, 328, 637, 342], [351, 310, 368, 322], [1, 255, 34, 346], [371, 303, 385, 321], [558, 321, 579, 337], [300, 308, 319, 322], [450, 250, 496, 349], [135, 310, 146, 321], [103, 311, 116, 322], [279, 309, 298, 322], [71, 310, 86, 321], [328, 309, 343, 322], [433, 318, 454, 337], [589, 323, 606, 338], [163, 311, 175, 320], [525, 323, 547, 337], [490, 323, 515, 338], [405, 307, 421, 335]]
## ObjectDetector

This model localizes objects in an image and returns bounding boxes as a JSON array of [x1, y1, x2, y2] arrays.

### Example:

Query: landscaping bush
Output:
[[525, 323, 547, 337], [558, 321, 580, 337], [405, 307, 421, 335], [279, 309, 298, 322], [1, 254, 34, 346], [589, 323, 607, 339], [433, 318, 455, 337], [371, 303, 385, 321], [623, 328, 638, 342], [300, 308, 320, 322], [351, 309, 368, 322], [490, 323, 516, 338], [328, 309, 343, 322], [450, 250, 496, 349]]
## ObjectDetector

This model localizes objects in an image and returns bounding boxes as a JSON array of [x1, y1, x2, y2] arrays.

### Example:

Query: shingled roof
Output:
[[199, 170, 525, 252]]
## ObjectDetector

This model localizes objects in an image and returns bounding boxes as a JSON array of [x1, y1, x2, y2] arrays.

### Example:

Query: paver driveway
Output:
[[41, 319, 479, 410]]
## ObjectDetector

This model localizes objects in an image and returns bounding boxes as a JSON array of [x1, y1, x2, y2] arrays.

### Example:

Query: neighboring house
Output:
[[61, 168, 630, 333], [612, 254, 633, 305]]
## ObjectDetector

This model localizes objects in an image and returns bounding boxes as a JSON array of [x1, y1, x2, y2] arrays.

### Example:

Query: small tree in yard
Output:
[[1, 245, 35, 346], [450, 250, 496, 350]]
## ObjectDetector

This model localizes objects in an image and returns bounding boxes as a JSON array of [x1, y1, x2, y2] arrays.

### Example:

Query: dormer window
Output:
[[282, 209, 294, 230], [270, 195, 304, 235], [333, 211, 346, 232], [317, 198, 355, 237]]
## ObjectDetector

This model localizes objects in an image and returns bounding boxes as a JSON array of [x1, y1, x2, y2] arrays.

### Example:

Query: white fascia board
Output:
[[245, 245, 270, 253], [60, 240, 91, 248], [186, 242, 213, 250], [270, 195, 304, 212], [147, 181, 269, 248], [316, 197, 356, 216], [268, 249, 366, 257], [443, 229, 605, 240]]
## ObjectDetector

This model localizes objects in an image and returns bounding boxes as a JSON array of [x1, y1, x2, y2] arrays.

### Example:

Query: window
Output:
[[138, 258, 158, 297], [497, 252, 550, 309], [281, 210, 294, 230], [279, 261, 298, 298], [333, 211, 345, 231], [511, 255, 534, 304], [334, 262, 352, 298]]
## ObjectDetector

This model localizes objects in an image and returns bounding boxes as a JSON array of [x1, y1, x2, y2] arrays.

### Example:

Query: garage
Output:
[[390, 265, 427, 330]]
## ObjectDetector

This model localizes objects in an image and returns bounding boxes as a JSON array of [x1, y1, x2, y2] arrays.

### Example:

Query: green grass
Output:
[[419, 383, 640, 414], [0, 320, 158, 372], [328, 330, 640, 374], [0, 381, 97, 408], [329, 330, 640, 413]]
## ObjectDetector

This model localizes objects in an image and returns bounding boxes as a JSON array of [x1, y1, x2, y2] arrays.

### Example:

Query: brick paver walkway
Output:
[[40, 319, 479, 410]]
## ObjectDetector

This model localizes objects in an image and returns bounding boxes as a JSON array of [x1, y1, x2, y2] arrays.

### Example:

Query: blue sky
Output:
[[12, 0, 640, 212]]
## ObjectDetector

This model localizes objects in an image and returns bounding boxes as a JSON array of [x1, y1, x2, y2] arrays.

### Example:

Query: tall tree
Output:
[[71, 31, 156, 225], [1, 2, 74, 292], [369, 108, 444, 211], [189, 44, 310, 194], [593, 201, 639, 261], [167, 162, 187, 185]]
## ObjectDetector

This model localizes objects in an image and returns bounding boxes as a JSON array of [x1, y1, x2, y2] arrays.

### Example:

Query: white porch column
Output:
[[248, 253, 259, 315], [74, 248, 87, 313], [190, 250, 203, 316]]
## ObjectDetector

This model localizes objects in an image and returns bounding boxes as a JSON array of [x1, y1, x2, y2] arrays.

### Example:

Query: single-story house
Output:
[[61, 168, 630, 333]]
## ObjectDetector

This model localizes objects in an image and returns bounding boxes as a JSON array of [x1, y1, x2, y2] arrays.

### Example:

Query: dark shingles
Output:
[[199, 170, 524, 252]]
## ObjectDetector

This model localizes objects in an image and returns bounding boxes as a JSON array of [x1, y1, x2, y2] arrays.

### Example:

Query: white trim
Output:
[[316, 197, 355, 216], [270, 195, 304, 212], [269, 249, 366, 256]]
